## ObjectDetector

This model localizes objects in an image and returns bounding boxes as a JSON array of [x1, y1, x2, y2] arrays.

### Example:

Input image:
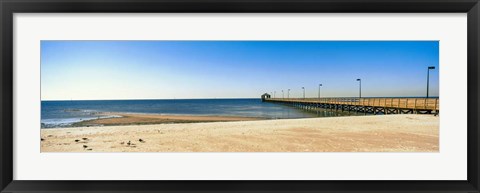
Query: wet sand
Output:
[[41, 114, 439, 152], [73, 113, 261, 127]]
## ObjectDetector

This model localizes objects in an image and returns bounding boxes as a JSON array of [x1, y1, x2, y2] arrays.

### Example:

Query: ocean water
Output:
[[41, 99, 358, 128]]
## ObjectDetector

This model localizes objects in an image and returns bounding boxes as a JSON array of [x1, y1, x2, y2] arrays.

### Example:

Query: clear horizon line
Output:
[[41, 96, 440, 101], [41, 97, 260, 101]]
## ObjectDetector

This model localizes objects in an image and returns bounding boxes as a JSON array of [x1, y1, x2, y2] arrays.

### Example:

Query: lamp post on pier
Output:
[[426, 66, 435, 98], [302, 87, 305, 99], [288, 89, 290, 99], [282, 90, 284, 99], [356, 79, 362, 98], [318, 84, 322, 99]]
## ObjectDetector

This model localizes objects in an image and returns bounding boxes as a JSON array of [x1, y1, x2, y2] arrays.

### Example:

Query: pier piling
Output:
[[263, 97, 439, 115]]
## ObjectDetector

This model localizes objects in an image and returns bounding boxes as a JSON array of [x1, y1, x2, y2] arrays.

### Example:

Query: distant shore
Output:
[[41, 114, 439, 152]]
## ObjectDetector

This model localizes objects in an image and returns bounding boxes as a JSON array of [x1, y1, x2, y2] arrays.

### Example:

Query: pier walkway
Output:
[[264, 97, 439, 115]]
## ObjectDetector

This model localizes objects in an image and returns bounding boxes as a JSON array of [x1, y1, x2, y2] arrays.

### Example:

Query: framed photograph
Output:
[[1, 0, 479, 192]]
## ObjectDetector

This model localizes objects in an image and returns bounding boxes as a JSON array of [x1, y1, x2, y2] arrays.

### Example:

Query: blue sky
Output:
[[41, 41, 439, 100]]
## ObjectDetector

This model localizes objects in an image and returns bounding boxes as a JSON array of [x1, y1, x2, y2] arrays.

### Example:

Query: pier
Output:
[[263, 97, 439, 115]]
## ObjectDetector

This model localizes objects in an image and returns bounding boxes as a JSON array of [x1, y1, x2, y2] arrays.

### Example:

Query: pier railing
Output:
[[265, 97, 439, 114]]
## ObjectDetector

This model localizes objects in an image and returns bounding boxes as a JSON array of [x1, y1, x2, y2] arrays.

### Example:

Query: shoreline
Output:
[[72, 113, 264, 127], [41, 113, 265, 128], [41, 114, 439, 152]]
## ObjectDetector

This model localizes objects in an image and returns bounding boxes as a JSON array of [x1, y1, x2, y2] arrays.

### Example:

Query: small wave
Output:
[[41, 115, 122, 128], [64, 109, 81, 112]]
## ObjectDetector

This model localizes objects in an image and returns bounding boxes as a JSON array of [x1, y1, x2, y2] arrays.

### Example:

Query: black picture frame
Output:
[[1, 0, 479, 192]]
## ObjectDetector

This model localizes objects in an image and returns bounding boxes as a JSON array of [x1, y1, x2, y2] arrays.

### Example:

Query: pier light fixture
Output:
[[288, 89, 290, 99], [356, 79, 361, 98], [427, 66, 436, 98], [302, 87, 305, 99], [318, 84, 322, 99]]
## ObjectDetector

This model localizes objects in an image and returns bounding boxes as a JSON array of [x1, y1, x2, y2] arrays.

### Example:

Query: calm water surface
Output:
[[41, 99, 360, 128]]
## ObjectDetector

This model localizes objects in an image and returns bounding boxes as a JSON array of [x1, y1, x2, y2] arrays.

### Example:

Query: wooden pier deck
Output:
[[264, 97, 439, 115]]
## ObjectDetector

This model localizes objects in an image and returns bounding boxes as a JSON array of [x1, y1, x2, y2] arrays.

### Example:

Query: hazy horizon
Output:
[[41, 41, 439, 100]]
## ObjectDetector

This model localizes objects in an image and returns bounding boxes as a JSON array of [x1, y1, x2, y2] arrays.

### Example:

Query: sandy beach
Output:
[[40, 114, 439, 152]]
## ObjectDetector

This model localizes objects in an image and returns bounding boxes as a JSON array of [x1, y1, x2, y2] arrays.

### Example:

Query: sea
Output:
[[41, 98, 360, 128]]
